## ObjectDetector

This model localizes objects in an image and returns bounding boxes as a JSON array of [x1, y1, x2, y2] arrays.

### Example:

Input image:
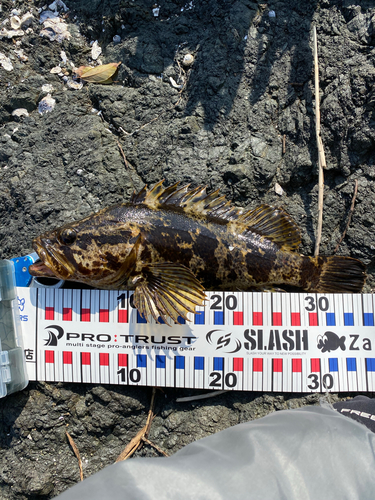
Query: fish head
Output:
[[31, 228, 76, 281], [29, 209, 139, 287]]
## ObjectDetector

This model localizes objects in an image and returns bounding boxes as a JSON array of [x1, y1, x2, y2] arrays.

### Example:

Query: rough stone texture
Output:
[[0, 0, 375, 497]]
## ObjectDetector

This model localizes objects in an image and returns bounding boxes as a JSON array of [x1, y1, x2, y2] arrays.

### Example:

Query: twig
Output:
[[116, 140, 136, 191], [313, 26, 327, 257], [66, 432, 84, 481], [115, 388, 157, 462], [334, 179, 358, 253], [142, 437, 169, 457]]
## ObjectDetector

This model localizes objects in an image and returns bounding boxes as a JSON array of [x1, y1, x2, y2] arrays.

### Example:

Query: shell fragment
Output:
[[182, 53, 194, 66], [10, 16, 21, 30], [40, 16, 71, 42], [12, 108, 29, 117], [91, 40, 102, 60], [0, 52, 13, 71], [38, 94, 56, 114]]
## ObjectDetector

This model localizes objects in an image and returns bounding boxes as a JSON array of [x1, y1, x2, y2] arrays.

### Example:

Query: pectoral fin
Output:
[[132, 262, 206, 324]]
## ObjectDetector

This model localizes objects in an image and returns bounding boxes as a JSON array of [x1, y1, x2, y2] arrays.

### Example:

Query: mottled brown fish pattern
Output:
[[29, 181, 366, 323]]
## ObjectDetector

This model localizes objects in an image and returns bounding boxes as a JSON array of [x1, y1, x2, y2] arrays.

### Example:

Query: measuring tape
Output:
[[17, 287, 375, 393]]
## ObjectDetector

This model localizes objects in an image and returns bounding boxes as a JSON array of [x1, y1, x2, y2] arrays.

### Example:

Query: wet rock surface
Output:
[[0, 0, 375, 497]]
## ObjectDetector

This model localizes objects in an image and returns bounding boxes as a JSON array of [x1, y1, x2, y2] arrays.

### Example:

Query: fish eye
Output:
[[58, 228, 77, 246]]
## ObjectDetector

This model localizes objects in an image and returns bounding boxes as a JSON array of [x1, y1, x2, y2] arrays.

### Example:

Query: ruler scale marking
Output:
[[16, 288, 375, 392]]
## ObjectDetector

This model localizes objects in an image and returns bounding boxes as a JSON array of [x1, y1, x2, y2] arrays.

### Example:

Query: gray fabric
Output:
[[57, 407, 375, 500]]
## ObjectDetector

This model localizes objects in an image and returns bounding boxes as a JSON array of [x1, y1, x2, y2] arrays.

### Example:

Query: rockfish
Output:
[[29, 181, 366, 323]]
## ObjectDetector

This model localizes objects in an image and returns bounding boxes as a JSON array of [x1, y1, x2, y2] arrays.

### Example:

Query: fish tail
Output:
[[305, 255, 366, 293], [339, 336, 346, 351]]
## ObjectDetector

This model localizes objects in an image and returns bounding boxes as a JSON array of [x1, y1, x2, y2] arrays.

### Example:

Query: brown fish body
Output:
[[29, 181, 366, 323], [126, 205, 302, 289]]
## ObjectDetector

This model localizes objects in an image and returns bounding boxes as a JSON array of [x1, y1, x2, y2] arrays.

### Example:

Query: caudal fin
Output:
[[314, 256, 366, 293], [339, 336, 346, 351]]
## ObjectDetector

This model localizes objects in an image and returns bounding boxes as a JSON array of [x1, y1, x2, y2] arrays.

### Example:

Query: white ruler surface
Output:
[[16, 287, 375, 393]]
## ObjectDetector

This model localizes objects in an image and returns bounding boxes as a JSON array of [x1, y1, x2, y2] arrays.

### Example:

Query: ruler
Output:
[[17, 287, 375, 393]]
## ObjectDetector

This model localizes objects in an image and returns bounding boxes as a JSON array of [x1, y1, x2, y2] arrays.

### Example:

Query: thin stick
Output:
[[142, 437, 169, 457], [115, 388, 157, 462], [116, 140, 135, 191], [334, 179, 358, 253], [66, 432, 84, 481], [313, 26, 327, 257]]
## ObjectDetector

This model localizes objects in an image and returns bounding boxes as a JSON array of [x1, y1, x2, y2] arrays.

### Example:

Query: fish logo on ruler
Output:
[[317, 331, 346, 353], [16, 287, 375, 393]]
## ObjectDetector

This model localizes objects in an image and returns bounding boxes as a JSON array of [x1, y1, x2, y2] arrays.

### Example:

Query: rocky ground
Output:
[[1, 0, 375, 498]]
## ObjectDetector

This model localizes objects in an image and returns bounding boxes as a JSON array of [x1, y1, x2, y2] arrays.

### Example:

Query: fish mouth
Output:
[[29, 239, 75, 280]]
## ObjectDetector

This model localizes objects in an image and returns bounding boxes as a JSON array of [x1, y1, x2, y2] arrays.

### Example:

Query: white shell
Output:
[[169, 77, 183, 89], [66, 78, 83, 90], [40, 17, 71, 43], [0, 52, 13, 71], [10, 16, 21, 30], [50, 66, 63, 74], [91, 40, 102, 60], [0, 28, 24, 38], [12, 108, 29, 117], [182, 53, 194, 66], [113, 35, 121, 44], [274, 183, 284, 196], [38, 94, 56, 114], [42, 83, 54, 93]]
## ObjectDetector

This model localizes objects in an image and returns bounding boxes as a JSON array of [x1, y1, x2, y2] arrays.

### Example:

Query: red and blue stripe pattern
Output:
[[39, 350, 375, 392], [40, 290, 375, 328], [29, 288, 375, 392]]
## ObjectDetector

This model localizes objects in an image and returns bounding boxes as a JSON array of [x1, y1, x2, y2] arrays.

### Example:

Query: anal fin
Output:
[[132, 262, 206, 325]]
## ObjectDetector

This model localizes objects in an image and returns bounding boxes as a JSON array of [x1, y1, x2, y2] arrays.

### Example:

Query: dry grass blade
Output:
[[142, 437, 169, 457], [313, 26, 326, 257], [334, 179, 358, 253], [115, 427, 145, 462], [66, 432, 84, 481], [116, 388, 158, 462]]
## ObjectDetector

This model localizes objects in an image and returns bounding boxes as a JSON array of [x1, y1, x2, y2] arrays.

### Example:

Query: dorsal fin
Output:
[[130, 180, 244, 218], [240, 205, 301, 251], [130, 181, 300, 251]]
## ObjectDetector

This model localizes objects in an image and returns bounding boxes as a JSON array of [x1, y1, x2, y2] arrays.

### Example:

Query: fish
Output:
[[317, 331, 346, 353], [29, 180, 366, 324]]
